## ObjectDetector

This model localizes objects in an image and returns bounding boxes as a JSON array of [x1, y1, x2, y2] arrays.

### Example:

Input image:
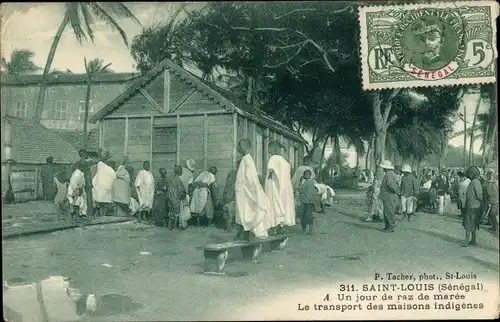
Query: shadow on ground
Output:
[[463, 255, 499, 273], [336, 220, 382, 232], [408, 228, 498, 253]]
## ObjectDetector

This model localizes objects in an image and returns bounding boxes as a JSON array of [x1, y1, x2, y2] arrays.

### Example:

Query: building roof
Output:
[[89, 59, 306, 143], [1, 117, 79, 164], [0, 72, 141, 86], [52, 128, 100, 153]]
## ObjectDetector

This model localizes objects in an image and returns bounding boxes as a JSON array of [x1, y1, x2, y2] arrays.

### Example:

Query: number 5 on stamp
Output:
[[359, 1, 499, 90]]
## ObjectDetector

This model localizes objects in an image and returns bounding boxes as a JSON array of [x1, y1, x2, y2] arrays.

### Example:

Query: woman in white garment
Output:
[[66, 163, 87, 222], [92, 157, 117, 217], [190, 166, 218, 227], [113, 158, 131, 217]]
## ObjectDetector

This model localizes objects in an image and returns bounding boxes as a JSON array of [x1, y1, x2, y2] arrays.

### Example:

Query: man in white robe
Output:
[[135, 161, 155, 223], [265, 141, 295, 235], [92, 160, 116, 217], [235, 139, 270, 242], [66, 164, 87, 221]]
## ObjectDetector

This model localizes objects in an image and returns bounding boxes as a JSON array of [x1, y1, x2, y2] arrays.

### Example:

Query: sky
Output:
[[0, 3, 490, 153]]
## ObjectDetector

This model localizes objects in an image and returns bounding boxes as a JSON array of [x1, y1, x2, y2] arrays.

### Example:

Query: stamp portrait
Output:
[[359, 1, 499, 90]]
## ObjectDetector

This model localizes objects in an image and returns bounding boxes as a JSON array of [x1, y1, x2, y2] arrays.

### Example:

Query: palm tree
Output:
[[1, 49, 41, 75], [34, 3, 141, 122], [387, 120, 443, 169], [82, 58, 112, 149]]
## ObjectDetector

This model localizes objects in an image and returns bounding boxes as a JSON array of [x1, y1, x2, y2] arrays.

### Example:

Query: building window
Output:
[[15, 101, 27, 118], [78, 100, 93, 120], [55, 101, 69, 119]]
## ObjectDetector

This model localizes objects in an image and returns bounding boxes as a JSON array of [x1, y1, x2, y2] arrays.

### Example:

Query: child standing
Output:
[[298, 170, 318, 235]]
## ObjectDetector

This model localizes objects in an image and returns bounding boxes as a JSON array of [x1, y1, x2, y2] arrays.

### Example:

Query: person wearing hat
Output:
[[461, 166, 483, 247], [379, 160, 400, 232], [411, 17, 447, 71], [41, 156, 57, 202], [400, 165, 419, 222]]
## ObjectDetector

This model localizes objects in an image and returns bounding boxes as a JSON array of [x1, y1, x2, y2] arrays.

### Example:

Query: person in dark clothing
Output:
[[461, 166, 483, 247], [297, 170, 317, 235], [433, 169, 450, 215], [222, 160, 240, 231], [153, 168, 168, 226], [166, 165, 187, 230], [41, 156, 57, 201], [379, 160, 400, 232], [483, 170, 498, 232], [428, 180, 438, 212]]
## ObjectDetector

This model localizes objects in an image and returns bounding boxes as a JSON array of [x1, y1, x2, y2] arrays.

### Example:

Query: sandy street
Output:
[[3, 191, 499, 321]]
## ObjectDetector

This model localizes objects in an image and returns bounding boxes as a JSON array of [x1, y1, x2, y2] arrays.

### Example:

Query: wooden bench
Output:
[[199, 234, 291, 275]]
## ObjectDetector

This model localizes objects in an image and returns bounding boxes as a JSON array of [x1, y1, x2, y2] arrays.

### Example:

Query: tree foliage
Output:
[[34, 2, 141, 122], [130, 2, 466, 164], [1, 49, 40, 75]]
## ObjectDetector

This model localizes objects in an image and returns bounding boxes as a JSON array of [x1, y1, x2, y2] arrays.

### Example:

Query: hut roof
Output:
[[89, 59, 306, 143], [1, 117, 79, 164]]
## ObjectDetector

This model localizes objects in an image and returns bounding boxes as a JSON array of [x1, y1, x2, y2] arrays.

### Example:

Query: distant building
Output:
[[0, 72, 140, 131], [1, 116, 80, 202]]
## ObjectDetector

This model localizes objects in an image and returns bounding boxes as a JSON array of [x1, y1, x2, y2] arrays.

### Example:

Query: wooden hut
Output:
[[1, 117, 79, 202], [89, 59, 306, 190]]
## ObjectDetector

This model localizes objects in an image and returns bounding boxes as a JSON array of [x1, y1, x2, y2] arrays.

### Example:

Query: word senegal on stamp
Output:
[[359, 1, 499, 90]]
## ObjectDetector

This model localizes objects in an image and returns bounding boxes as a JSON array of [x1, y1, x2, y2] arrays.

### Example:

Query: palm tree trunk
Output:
[[487, 123, 498, 164], [370, 135, 376, 170], [365, 139, 371, 170], [469, 95, 482, 166], [83, 78, 92, 149], [320, 138, 328, 167], [332, 134, 341, 167], [34, 14, 70, 122], [463, 106, 467, 168], [246, 76, 253, 105], [481, 123, 489, 169], [318, 138, 329, 181]]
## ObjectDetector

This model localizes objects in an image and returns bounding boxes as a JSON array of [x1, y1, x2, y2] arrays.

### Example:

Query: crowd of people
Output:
[[38, 143, 498, 246], [365, 159, 498, 246], [39, 141, 335, 240]]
